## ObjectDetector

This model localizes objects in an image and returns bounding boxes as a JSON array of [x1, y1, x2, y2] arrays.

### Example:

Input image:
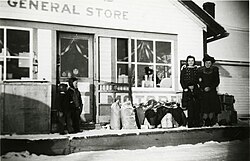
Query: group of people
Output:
[[56, 54, 221, 134], [57, 77, 83, 134], [180, 54, 221, 128]]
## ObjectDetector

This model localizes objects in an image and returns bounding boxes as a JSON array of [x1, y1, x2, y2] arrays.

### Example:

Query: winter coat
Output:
[[198, 66, 221, 114], [180, 66, 199, 89]]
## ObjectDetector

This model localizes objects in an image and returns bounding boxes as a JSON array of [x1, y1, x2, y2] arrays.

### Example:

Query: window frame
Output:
[[116, 37, 175, 91], [0, 26, 34, 81]]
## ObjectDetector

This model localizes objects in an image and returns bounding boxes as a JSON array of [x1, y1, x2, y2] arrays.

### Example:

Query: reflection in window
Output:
[[60, 38, 89, 78]]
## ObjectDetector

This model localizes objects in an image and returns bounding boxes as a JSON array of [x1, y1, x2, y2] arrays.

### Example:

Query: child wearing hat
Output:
[[66, 77, 83, 133]]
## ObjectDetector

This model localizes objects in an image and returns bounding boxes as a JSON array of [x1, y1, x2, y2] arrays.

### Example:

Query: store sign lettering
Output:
[[7, 0, 128, 20], [86, 7, 128, 20]]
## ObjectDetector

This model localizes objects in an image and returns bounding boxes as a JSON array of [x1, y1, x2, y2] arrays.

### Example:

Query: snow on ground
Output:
[[1, 138, 249, 161], [1, 120, 249, 161]]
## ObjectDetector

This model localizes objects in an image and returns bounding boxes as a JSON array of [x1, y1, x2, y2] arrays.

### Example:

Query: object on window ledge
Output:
[[118, 74, 128, 83], [142, 80, 154, 88]]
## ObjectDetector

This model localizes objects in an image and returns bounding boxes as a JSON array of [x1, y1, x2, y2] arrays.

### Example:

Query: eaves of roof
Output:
[[178, 0, 229, 43]]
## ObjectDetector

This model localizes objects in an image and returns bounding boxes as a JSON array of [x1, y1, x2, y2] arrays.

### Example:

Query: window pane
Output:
[[137, 65, 154, 87], [0, 29, 3, 61], [131, 39, 135, 62], [137, 40, 153, 63], [0, 29, 3, 54], [0, 61, 3, 81], [7, 29, 30, 56], [156, 65, 172, 88], [131, 64, 135, 87], [117, 64, 128, 83], [60, 38, 89, 78], [156, 41, 171, 64], [117, 38, 128, 62], [7, 58, 30, 79]]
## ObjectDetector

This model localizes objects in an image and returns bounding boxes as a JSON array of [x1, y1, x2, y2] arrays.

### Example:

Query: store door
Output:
[[58, 32, 94, 123]]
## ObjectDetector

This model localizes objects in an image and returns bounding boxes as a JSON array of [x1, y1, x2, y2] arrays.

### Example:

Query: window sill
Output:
[[1, 80, 50, 83], [132, 87, 176, 93]]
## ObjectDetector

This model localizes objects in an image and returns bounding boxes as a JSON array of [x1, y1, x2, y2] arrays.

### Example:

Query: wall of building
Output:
[[0, 0, 207, 130], [1, 82, 51, 134]]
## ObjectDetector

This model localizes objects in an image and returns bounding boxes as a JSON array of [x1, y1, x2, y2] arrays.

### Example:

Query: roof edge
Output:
[[178, 0, 229, 43]]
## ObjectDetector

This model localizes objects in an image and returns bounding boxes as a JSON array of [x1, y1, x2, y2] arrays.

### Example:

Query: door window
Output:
[[60, 36, 89, 78]]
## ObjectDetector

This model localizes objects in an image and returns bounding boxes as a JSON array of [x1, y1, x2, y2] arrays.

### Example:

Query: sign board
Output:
[[0, 0, 205, 34]]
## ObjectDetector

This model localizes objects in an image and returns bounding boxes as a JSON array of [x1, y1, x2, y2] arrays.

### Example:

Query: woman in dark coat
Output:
[[180, 55, 201, 127], [66, 77, 83, 133], [198, 54, 221, 126], [180, 55, 199, 92]]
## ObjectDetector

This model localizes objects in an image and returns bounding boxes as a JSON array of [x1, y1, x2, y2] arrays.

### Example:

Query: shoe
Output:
[[204, 119, 211, 126]]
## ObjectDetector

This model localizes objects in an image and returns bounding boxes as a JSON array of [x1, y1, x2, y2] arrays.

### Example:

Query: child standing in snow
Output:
[[182, 82, 201, 128]]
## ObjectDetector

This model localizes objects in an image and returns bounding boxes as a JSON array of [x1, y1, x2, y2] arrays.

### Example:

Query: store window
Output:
[[116, 38, 173, 89], [0, 27, 36, 81]]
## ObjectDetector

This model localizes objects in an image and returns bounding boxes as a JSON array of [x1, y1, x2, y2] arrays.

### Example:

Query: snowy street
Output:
[[1, 138, 249, 161]]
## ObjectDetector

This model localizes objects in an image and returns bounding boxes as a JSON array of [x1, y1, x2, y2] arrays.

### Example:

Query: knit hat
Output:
[[58, 83, 68, 92], [203, 54, 215, 63], [68, 77, 78, 88]]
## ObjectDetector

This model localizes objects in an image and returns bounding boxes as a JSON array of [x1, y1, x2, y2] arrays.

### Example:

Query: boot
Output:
[[204, 119, 211, 126]]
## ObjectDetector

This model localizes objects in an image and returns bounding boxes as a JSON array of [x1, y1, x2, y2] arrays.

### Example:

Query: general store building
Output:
[[0, 0, 231, 134]]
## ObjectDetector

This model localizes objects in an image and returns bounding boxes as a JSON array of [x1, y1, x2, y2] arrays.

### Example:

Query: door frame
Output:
[[57, 32, 95, 122]]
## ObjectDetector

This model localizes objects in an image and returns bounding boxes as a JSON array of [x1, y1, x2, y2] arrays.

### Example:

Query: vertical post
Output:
[[128, 38, 133, 105], [203, 30, 207, 59]]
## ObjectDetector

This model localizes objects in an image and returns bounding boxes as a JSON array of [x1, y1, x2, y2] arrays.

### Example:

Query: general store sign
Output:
[[0, 0, 183, 34], [5, 0, 128, 20]]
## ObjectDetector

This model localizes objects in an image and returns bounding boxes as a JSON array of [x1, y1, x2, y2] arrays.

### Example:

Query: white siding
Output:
[[217, 65, 249, 116], [37, 29, 52, 81]]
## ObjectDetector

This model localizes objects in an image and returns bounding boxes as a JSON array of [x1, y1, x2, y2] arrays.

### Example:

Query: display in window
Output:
[[156, 65, 172, 88], [137, 40, 153, 63], [18, 58, 30, 68], [117, 64, 128, 83], [60, 38, 89, 78], [137, 65, 153, 87], [156, 41, 171, 64], [116, 38, 173, 89], [7, 58, 29, 79], [1, 28, 33, 80], [143, 66, 154, 88]]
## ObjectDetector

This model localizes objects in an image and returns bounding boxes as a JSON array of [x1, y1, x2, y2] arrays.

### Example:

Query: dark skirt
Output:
[[200, 90, 221, 114]]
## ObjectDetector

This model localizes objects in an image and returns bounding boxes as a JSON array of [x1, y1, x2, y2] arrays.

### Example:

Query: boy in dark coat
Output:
[[66, 77, 83, 133], [182, 82, 201, 128], [57, 83, 74, 134]]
